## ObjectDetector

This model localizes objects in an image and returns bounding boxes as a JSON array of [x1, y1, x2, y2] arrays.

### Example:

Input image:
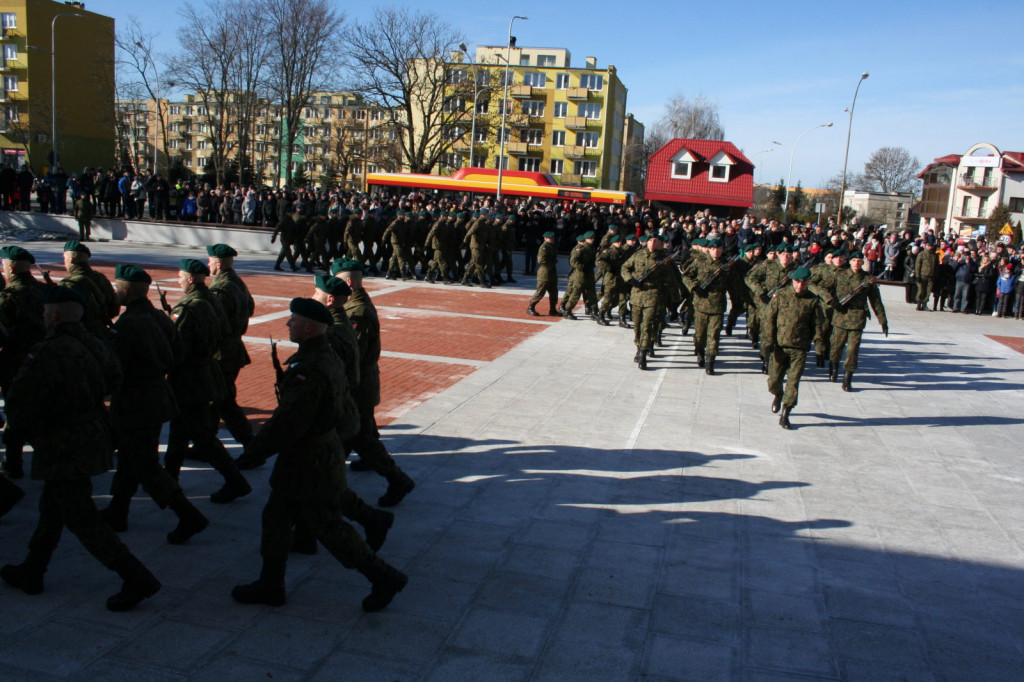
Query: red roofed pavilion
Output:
[[645, 139, 754, 217]]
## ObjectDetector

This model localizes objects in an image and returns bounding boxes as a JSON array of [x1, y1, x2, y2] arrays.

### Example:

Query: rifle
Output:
[[697, 254, 740, 291], [35, 265, 54, 286], [838, 276, 880, 307], [635, 247, 682, 285], [269, 335, 284, 403], [155, 283, 173, 314], [766, 273, 793, 301]]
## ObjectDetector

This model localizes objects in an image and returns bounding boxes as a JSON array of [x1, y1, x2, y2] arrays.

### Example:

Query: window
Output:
[[475, 98, 490, 115], [2, 44, 15, 62], [444, 125, 465, 141], [169, 139, 179, 150], [523, 72, 546, 87], [197, 140, 209, 150], [579, 74, 604, 90], [323, 108, 332, 119], [710, 164, 729, 182], [370, 109, 382, 121], [304, 108, 315, 118], [2, 13, 16, 29], [320, 95, 331, 105], [979, 196, 989, 216], [197, 106, 208, 115], [355, 110, 366, 120], [3, 75, 16, 92], [552, 130, 565, 147], [476, 71, 489, 86], [576, 131, 599, 148], [550, 159, 564, 175], [519, 55, 530, 66], [519, 157, 541, 172], [497, 99, 513, 115], [441, 153, 462, 168], [538, 55, 556, 67], [553, 102, 568, 118], [522, 129, 543, 145], [556, 73, 570, 89], [442, 97, 465, 113], [185, 140, 193, 150], [169, 105, 180, 115], [522, 100, 545, 117], [471, 154, 487, 167], [499, 71, 513, 87], [183, 158, 193, 168], [473, 128, 487, 143], [961, 196, 972, 216], [446, 68, 467, 84], [185, 106, 194, 115], [672, 161, 691, 179], [574, 160, 597, 177], [1009, 197, 1024, 212], [3, 105, 17, 122], [577, 102, 601, 119], [494, 155, 509, 170]]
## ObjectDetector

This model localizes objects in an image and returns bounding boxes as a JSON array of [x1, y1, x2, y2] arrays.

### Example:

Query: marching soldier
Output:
[[1, 287, 161, 612], [829, 251, 889, 391], [101, 265, 209, 543], [527, 231, 559, 316], [808, 250, 842, 367], [233, 298, 407, 611], [271, 206, 299, 271], [681, 238, 734, 375], [462, 211, 492, 287], [762, 267, 824, 429], [597, 235, 628, 326], [561, 231, 598, 320], [621, 234, 674, 370]]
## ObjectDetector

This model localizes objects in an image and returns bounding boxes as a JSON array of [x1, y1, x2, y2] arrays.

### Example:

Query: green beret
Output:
[[607, 224, 618, 231], [638, 234, 650, 244], [289, 297, 332, 325], [314, 274, 351, 298], [179, 258, 210, 276], [576, 235, 586, 242], [608, 235, 621, 244], [693, 238, 706, 247], [0, 246, 34, 263], [64, 239, 90, 256], [114, 264, 152, 283], [330, 258, 364, 275], [705, 238, 723, 248], [625, 232, 637, 241], [542, 231, 556, 239], [848, 251, 865, 260], [791, 266, 812, 281], [206, 243, 237, 258], [45, 285, 87, 306], [583, 231, 595, 240], [788, 244, 800, 253]]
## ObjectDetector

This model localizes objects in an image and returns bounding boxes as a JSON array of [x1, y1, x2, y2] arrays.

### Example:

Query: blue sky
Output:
[[87, 0, 1023, 189]]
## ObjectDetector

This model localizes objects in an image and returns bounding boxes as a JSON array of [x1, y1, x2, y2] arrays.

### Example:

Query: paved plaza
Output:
[[1, 238, 1023, 681]]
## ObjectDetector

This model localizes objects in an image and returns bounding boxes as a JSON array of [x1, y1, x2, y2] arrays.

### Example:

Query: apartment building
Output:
[[917, 154, 960, 234], [842, 189, 914, 230], [441, 45, 631, 190], [0, 0, 114, 172], [943, 142, 1024, 236]]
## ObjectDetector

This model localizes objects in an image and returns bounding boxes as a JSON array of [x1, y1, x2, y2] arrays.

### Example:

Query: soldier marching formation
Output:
[[0, 244, 411, 614]]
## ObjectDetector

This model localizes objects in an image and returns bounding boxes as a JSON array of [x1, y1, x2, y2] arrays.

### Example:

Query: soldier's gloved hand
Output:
[[271, 235, 277, 244], [694, 285, 708, 297], [158, 289, 170, 310], [882, 323, 889, 338], [759, 293, 770, 304]]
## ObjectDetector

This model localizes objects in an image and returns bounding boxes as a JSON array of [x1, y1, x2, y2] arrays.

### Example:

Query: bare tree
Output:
[[264, 0, 345, 187], [649, 93, 725, 145], [344, 7, 470, 173], [115, 17, 173, 174], [862, 146, 921, 194]]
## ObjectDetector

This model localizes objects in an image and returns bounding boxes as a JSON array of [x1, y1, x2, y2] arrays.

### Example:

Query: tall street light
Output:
[[837, 72, 869, 227], [50, 12, 83, 169], [496, 15, 526, 204], [752, 147, 775, 185], [783, 122, 833, 223]]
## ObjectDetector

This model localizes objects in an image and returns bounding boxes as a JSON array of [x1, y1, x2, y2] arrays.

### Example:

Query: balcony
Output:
[[957, 175, 997, 192], [507, 114, 530, 128], [563, 145, 588, 159], [565, 116, 591, 130], [0, 57, 25, 70], [566, 87, 590, 101], [954, 208, 989, 221], [452, 140, 471, 152], [561, 173, 582, 186], [509, 85, 533, 99], [506, 142, 529, 155]]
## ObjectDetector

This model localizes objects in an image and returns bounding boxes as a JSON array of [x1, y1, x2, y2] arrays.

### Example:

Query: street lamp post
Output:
[[836, 72, 869, 228], [783, 122, 833, 223], [50, 12, 82, 169], [496, 15, 526, 204], [752, 147, 775, 185], [459, 44, 486, 169]]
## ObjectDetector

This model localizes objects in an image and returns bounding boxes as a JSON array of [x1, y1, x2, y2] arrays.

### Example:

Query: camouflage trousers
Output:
[[693, 310, 724, 357], [563, 273, 597, 313], [768, 347, 808, 408], [632, 299, 660, 351], [830, 327, 863, 371]]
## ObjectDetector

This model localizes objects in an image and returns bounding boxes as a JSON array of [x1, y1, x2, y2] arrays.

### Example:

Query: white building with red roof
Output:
[[645, 139, 754, 218], [943, 142, 1024, 236]]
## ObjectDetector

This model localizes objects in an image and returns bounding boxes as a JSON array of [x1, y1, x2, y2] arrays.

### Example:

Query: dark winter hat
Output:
[[64, 240, 90, 256], [114, 264, 152, 283], [44, 285, 87, 306], [314, 274, 351, 298], [206, 243, 237, 258], [791, 267, 812, 281], [289, 297, 332, 325], [179, 258, 210, 276], [331, 258, 364, 275], [0, 246, 33, 263]]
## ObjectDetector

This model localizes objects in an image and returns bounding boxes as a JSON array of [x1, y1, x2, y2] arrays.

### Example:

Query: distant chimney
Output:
[[585, 56, 596, 69]]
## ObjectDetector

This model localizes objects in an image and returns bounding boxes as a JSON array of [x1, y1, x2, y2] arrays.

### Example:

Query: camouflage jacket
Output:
[[110, 297, 181, 427], [168, 285, 227, 403], [681, 253, 733, 314], [832, 269, 887, 331], [210, 269, 255, 370], [763, 287, 824, 351], [343, 288, 381, 408]]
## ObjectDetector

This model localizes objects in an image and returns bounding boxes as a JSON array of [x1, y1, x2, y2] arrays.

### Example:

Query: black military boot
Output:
[[167, 491, 209, 545], [101, 495, 132, 533], [696, 351, 706, 368], [705, 356, 716, 376], [828, 362, 839, 383], [359, 507, 395, 552], [358, 556, 408, 612], [378, 470, 415, 508], [779, 405, 793, 430], [426, 270, 437, 284], [563, 309, 578, 321], [638, 353, 648, 370], [760, 359, 768, 375], [618, 315, 629, 328], [771, 394, 782, 414], [506, 276, 516, 284], [107, 555, 161, 612], [210, 466, 252, 504], [725, 320, 734, 336], [0, 474, 24, 519], [816, 354, 825, 368], [547, 305, 559, 317], [1, 557, 46, 595], [527, 303, 540, 316], [232, 560, 287, 606], [842, 371, 854, 392]]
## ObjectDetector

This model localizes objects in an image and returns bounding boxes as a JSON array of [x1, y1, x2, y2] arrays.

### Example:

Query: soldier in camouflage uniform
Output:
[[271, 207, 299, 271], [58, 240, 118, 335], [207, 244, 256, 452], [344, 208, 364, 262], [497, 213, 518, 284], [561, 232, 598, 320], [808, 250, 842, 367], [462, 212, 493, 287], [1, 287, 161, 612], [747, 245, 797, 373], [828, 251, 888, 392], [101, 265, 209, 544], [162, 258, 252, 503], [233, 298, 407, 611], [381, 211, 414, 280], [332, 260, 416, 507], [622, 234, 675, 370], [597, 235, 628, 326], [0, 246, 46, 480], [762, 267, 824, 429], [527, 232, 559, 316], [681, 238, 733, 375]]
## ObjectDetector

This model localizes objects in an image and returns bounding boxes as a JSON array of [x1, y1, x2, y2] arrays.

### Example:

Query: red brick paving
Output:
[[76, 261, 549, 427], [987, 335, 1024, 355]]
